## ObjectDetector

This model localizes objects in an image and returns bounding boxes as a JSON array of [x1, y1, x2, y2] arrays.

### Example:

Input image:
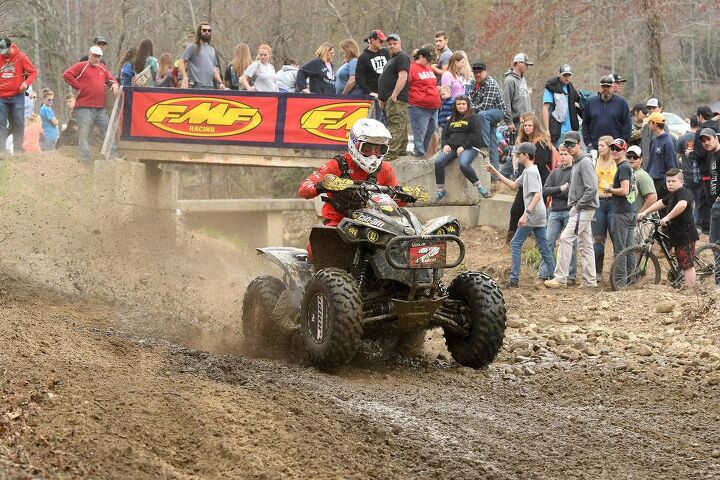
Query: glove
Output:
[[394, 185, 429, 204], [319, 174, 354, 192]]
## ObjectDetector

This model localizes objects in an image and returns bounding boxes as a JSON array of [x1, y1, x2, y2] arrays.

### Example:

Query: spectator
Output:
[[355, 30, 389, 98], [543, 64, 582, 146], [64, 93, 76, 121], [117, 47, 137, 86], [605, 139, 636, 281], [22, 114, 42, 153], [63, 45, 119, 163], [437, 85, 453, 132], [699, 128, 720, 285], [408, 47, 440, 158], [0, 37, 37, 154], [610, 73, 627, 96], [433, 96, 488, 201], [377, 33, 410, 161], [131, 39, 159, 86], [224, 43, 252, 90], [677, 117, 700, 224], [468, 61, 511, 177], [593, 135, 616, 279], [432, 31, 452, 75], [627, 145, 657, 243], [629, 103, 648, 147], [582, 75, 631, 150], [39, 88, 59, 151], [242, 44, 278, 92], [440, 53, 468, 100], [155, 53, 178, 87], [646, 111, 677, 199], [80, 35, 108, 62], [485, 142, 555, 288], [638, 169, 699, 286], [24, 86, 37, 121], [502, 52, 533, 141], [179, 23, 226, 89], [276, 58, 300, 93], [539, 144, 577, 286], [545, 131, 600, 289], [692, 106, 718, 234], [454, 50, 474, 92], [335, 39, 362, 95], [640, 97, 669, 168], [297, 42, 336, 94]]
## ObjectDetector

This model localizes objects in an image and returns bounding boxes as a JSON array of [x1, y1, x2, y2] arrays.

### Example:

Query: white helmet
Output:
[[348, 118, 392, 174]]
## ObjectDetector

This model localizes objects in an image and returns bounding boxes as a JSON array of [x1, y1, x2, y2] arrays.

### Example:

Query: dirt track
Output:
[[1, 153, 719, 479]]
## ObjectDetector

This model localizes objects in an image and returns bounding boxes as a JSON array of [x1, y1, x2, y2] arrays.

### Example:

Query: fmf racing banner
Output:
[[121, 87, 373, 150]]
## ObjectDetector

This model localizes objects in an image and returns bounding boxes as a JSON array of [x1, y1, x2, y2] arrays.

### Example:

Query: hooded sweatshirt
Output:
[[276, 65, 299, 92], [502, 70, 531, 121], [0, 45, 38, 98], [568, 153, 599, 210], [543, 163, 573, 211], [295, 57, 335, 94], [63, 60, 116, 108]]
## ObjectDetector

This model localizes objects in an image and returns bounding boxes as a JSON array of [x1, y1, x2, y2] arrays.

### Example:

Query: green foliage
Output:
[[522, 245, 541, 271]]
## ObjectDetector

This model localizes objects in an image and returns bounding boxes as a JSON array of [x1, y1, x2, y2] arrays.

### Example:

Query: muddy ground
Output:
[[1, 153, 719, 479]]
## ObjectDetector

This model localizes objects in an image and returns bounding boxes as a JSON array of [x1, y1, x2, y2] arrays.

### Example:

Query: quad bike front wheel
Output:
[[443, 271, 506, 368], [242, 276, 286, 353], [300, 268, 363, 369]]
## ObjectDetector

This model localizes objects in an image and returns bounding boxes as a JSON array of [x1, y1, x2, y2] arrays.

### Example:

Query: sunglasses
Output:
[[610, 146, 624, 152], [627, 154, 639, 160], [46, 99, 54, 103], [563, 142, 578, 148], [201, 28, 212, 32], [700, 137, 714, 143]]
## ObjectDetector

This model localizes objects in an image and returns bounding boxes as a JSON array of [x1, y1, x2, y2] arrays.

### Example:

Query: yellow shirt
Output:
[[596, 158, 616, 197]]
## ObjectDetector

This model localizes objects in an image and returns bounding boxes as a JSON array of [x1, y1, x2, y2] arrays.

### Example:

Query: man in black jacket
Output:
[[542, 64, 581, 146], [692, 105, 719, 233]]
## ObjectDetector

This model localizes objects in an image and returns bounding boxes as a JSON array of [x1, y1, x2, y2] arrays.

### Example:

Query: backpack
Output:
[[550, 143, 561, 169], [131, 65, 152, 87]]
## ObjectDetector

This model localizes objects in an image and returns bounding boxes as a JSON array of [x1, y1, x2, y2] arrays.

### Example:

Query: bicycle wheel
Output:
[[609, 245, 662, 291], [694, 243, 720, 287]]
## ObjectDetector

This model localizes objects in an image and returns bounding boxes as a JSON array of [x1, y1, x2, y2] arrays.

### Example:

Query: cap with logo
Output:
[[611, 73, 627, 83], [364, 30, 386, 42], [646, 97, 661, 108], [515, 142, 537, 155], [600, 75, 614, 86], [413, 47, 433, 61], [646, 112, 665, 124], [93, 35, 108, 45], [699, 127, 719, 138], [696, 105, 713, 119], [627, 145, 642, 157], [89, 45, 104, 56], [386, 33, 400, 42], [471, 62, 486, 72], [610, 138, 628, 151], [512, 52, 533, 66], [562, 131, 582, 146], [559, 64, 573, 75]]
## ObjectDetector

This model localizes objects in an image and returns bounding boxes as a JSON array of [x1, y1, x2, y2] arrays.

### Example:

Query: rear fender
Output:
[[256, 247, 313, 291], [421, 216, 462, 236]]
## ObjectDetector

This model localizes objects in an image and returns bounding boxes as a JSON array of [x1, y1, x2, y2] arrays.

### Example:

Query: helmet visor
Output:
[[357, 141, 388, 157]]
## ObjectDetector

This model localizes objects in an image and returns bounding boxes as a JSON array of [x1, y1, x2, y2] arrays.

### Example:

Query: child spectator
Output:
[[156, 53, 178, 87], [486, 142, 556, 287], [39, 88, 59, 151], [22, 114, 42, 152], [117, 47, 137, 87], [437, 85, 453, 132], [638, 168, 699, 286], [276, 58, 299, 92]]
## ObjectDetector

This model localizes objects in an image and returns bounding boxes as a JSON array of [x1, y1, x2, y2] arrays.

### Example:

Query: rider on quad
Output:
[[298, 117, 414, 230]]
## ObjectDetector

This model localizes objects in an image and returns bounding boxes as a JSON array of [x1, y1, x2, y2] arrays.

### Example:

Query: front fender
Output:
[[256, 247, 313, 291]]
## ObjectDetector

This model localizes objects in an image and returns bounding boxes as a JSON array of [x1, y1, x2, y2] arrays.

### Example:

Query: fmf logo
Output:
[[300, 102, 370, 142], [145, 97, 261, 137]]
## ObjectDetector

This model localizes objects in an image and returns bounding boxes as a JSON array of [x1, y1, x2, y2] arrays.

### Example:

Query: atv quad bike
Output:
[[242, 179, 506, 369]]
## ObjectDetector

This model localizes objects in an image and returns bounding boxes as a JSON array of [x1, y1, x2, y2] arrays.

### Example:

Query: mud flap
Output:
[[256, 247, 313, 291]]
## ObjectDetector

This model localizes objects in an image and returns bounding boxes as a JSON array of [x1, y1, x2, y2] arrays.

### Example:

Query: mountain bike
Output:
[[609, 217, 720, 290]]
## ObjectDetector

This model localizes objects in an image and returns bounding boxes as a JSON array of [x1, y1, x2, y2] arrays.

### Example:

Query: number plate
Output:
[[408, 241, 447, 269]]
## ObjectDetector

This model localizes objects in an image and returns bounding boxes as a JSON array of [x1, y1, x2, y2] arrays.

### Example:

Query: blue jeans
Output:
[[75, 107, 115, 162], [710, 201, 720, 285], [592, 197, 614, 260], [476, 108, 503, 171], [408, 106, 437, 156], [510, 226, 555, 284], [0, 93, 26, 154], [434, 148, 479, 185], [538, 210, 577, 280]]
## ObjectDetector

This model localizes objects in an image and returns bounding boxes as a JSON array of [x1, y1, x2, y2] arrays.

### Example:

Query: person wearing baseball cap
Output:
[[0, 37, 38, 154], [645, 111, 677, 198], [581, 75, 631, 150], [605, 138, 636, 277], [503, 53, 533, 142], [699, 127, 720, 259], [693, 107, 719, 233], [356, 29, 390, 101], [543, 63, 582, 146], [610, 73, 626, 95], [79, 35, 109, 62], [408, 47, 440, 157], [626, 145, 658, 219], [485, 141, 556, 288]]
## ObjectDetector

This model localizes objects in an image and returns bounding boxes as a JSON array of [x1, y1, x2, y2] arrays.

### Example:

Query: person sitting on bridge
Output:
[[298, 118, 405, 228]]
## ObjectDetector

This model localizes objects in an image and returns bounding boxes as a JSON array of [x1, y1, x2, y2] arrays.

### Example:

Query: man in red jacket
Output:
[[0, 37, 37, 154], [63, 46, 119, 163]]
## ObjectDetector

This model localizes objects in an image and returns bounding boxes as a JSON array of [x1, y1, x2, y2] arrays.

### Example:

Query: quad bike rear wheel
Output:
[[443, 271, 506, 368], [301, 268, 363, 369], [242, 276, 286, 353]]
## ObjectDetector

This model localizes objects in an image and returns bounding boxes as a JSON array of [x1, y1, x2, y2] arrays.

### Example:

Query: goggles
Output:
[[357, 141, 388, 156]]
